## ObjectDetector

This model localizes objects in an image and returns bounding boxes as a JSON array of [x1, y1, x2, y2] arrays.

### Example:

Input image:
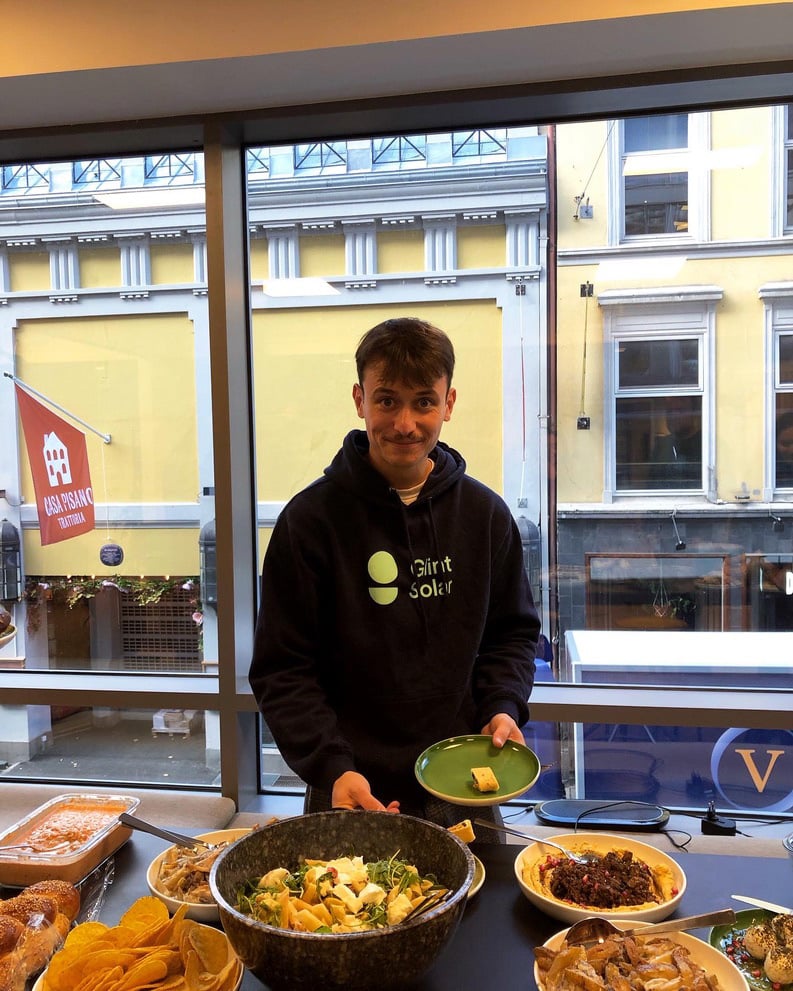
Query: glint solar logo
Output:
[[368, 551, 398, 605]]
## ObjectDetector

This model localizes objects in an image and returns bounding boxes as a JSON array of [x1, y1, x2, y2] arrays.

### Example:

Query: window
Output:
[[776, 334, 793, 488], [72, 160, 122, 187], [372, 136, 427, 167], [586, 553, 729, 631], [451, 129, 507, 160], [1, 146, 214, 788], [2, 164, 48, 192], [144, 154, 197, 183], [609, 113, 709, 243], [786, 105, 793, 232], [293, 142, 347, 174], [2, 70, 792, 820], [601, 290, 718, 497], [760, 282, 793, 501], [761, 283, 793, 494]]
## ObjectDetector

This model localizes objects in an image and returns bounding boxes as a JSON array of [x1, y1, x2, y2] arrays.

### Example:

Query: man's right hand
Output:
[[331, 771, 400, 813]]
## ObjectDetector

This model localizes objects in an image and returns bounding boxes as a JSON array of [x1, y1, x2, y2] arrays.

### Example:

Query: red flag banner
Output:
[[15, 384, 95, 545]]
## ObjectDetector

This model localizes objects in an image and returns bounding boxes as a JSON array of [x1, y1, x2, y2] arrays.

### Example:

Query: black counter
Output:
[[90, 832, 793, 991]]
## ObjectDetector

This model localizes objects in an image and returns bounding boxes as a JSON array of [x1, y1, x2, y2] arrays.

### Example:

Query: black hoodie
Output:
[[249, 429, 540, 811]]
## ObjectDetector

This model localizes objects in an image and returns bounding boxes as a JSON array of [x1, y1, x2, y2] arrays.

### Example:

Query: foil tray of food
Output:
[[0, 793, 140, 887]]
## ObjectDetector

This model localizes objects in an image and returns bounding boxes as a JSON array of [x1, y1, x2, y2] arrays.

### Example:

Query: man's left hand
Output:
[[481, 712, 524, 748]]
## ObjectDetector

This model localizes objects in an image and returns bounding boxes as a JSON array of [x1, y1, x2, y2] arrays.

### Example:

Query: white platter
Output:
[[514, 830, 686, 923]]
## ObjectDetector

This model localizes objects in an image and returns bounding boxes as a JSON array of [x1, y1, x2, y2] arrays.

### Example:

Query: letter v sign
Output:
[[734, 749, 785, 793]]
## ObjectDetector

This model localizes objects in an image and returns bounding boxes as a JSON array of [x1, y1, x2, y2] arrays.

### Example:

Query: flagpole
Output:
[[4, 372, 112, 444]]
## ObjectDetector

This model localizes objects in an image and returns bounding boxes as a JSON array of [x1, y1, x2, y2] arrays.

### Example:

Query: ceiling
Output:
[[2, 5, 793, 133]]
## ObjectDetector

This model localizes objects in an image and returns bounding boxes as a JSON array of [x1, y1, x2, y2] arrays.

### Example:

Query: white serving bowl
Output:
[[534, 920, 749, 991], [147, 826, 253, 922], [514, 830, 686, 924]]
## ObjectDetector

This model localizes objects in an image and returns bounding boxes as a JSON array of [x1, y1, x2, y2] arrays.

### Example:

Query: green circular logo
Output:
[[367, 551, 398, 605], [369, 586, 399, 605], [368, 551, 398, 584]]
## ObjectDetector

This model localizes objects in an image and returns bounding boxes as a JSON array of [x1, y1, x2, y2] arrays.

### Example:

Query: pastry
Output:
[[471, 766, 499, 792]]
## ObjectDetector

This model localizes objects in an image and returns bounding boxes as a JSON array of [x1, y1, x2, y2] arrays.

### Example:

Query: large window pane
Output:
[[624, 172, 688, 235], [0, 706, 220, 786], [616, 395, 702, 490], [247, 128, 549, 795], [1, 88, 790, 821], [0, 149, 218, 787], [624, 114, 688, 153]]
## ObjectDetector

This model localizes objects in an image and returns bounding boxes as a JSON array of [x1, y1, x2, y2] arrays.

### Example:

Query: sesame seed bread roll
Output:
[[0, 894, 58, 928], [0, 916, 24, 956], [24, 881, 80, 922]]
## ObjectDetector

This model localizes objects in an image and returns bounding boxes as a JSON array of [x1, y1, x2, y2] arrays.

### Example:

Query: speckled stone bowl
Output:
[[209, 809, 475, 991]]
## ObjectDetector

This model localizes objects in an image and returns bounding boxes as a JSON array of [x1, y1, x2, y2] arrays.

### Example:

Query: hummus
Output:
[[521, 845, 677, 912]]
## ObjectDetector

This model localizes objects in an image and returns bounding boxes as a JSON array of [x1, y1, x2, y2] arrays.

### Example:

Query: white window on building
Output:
[[759, 283, 793, 494], [770, 104, 793, 237], [786, 105, 793, 233], [608, 113, 710, 244], [600, 287, 721, 500]]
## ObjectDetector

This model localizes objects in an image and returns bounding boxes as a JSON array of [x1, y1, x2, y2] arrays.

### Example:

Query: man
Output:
[[249, 316, 540, 826]]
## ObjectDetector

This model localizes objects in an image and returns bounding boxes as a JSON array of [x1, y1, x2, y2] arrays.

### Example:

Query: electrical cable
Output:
[[573, 120, 616, 219], [579, 292, 589, 418]]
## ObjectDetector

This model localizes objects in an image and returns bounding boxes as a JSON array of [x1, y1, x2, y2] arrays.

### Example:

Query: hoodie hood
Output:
[[324, 429, 466, 504]]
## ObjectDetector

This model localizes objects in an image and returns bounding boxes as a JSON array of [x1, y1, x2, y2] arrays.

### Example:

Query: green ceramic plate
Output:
[[467, 854, 485, 900], [710, 909, 792, 991], [414, 734, 540, 806]]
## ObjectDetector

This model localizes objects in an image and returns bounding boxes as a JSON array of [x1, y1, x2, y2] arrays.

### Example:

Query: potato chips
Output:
[[39, 896, 241, 991]]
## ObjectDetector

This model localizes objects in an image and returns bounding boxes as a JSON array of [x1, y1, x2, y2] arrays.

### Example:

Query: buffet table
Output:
[[43, 831, 793, 991]]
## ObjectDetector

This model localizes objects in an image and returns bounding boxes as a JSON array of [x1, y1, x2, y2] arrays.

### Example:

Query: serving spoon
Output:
[[472, 819, 599, 864], [118, 812, 219, 851], [565, 908, 737, 947]]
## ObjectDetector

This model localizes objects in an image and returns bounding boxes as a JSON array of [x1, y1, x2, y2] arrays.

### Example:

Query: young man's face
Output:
[[352, 361, 456, 488]]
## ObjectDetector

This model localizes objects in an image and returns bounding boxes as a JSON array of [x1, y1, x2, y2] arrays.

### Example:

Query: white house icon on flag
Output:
[[43, 431, 72, 487]]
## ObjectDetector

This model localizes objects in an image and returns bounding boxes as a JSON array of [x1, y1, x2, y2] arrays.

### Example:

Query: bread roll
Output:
[[0, 952, 25, 991], [0, 880, 78, 991], [0, 894, 58, 927], [24, 881, 80, 922], [0, 917, 23, 956], [13, 916, 63, 979]]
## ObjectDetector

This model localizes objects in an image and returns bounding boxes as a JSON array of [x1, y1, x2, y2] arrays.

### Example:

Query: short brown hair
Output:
[[355, 317, 455, 389]]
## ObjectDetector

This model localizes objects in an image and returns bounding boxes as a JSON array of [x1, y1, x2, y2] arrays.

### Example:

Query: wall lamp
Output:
[[199, 518, 217, 609], [671, 510, 686, 551], [0, 518, 22, 601], [769, 511, 785, 533]]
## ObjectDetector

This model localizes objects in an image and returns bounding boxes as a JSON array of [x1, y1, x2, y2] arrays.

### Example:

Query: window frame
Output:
[[761, 282, 793, 497], [607, 112, 710, 246], [770, 103, 793, 237], [1, 64, 793, 808], [600, 287, 720, 502]]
